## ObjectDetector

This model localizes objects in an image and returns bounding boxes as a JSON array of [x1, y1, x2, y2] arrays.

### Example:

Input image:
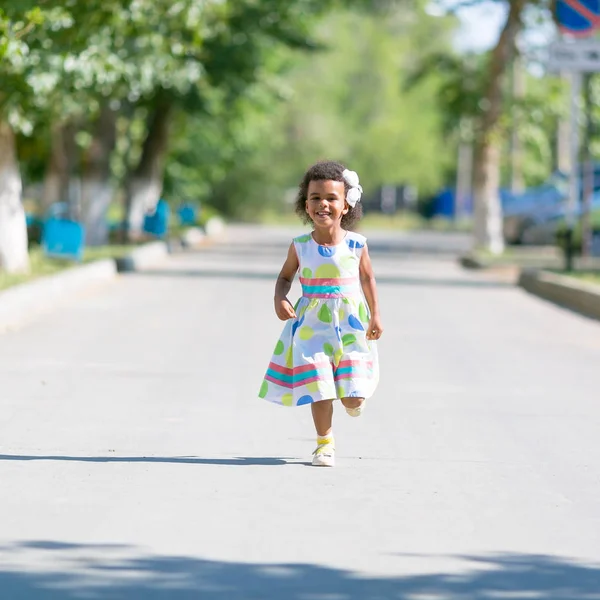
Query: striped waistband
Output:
[[300, 276, 360, 298]]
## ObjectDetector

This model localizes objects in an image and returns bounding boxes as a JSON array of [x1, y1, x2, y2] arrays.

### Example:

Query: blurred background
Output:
[[1, 0, 599, 287]]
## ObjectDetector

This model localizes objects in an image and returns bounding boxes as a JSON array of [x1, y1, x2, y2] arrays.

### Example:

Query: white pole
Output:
[[567, 71, 582, 231], [557, 72, 572, 174], [563, 70, 582, 271]]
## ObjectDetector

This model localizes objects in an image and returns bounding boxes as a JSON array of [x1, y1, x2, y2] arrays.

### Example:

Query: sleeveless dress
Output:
[[259, 231, 379, 407]]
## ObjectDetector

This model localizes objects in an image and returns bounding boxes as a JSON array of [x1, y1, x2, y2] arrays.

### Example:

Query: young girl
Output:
[[258, 160, 383, 467]]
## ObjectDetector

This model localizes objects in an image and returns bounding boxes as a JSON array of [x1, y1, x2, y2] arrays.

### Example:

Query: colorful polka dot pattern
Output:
[[259, 230, 379, 407]]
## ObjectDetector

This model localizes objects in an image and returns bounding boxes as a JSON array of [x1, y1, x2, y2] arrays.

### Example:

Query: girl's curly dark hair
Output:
[[295, 160, 363, 230]]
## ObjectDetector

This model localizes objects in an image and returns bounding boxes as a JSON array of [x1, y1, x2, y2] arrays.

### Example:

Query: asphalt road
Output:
[[1, 225, 599, 599]]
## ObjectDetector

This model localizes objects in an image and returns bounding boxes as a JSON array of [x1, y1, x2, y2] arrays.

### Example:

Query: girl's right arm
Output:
[[274, 243, 300, 321]]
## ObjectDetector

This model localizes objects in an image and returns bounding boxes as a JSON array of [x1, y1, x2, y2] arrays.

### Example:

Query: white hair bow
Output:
[[342, 169, 363, 207]]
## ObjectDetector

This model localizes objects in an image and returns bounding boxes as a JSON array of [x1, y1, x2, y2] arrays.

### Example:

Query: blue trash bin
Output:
[[177, 203, 197, 226], [143, 199, 170, 237], [42, 217, 85, 261]]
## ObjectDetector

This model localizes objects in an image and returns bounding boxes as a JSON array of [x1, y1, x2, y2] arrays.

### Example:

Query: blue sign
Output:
[[557, 0, 600, 36], [43, 218, 85, 261]]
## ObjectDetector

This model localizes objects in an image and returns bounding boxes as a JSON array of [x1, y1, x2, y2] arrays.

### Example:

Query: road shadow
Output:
[[0, 542, 599, 599], [0, 455, 306, 466], [134, 268, 513, 289]]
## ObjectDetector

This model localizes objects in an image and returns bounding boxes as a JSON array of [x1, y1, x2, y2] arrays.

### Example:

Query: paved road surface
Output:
[[1, 225, 599, 599]]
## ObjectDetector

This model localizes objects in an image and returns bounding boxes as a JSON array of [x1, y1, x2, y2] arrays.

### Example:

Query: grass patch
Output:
[[552, 270, 600, 286], [83, 245, 135, 262], [0, 245, 137, 292], [0, 248, 71, 291]]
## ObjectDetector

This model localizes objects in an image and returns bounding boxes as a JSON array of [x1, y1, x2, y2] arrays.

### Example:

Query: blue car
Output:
[[503, 169, 600, 244], [520, 189, 600, 246]]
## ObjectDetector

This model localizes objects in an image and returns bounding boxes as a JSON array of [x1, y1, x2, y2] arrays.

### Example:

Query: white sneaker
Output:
[[345, 401, 365, 417], [312, 440, 335, 467]]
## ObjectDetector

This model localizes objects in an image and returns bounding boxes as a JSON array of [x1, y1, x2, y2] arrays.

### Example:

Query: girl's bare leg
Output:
[[311, 399, 334, 436], [341, 397, 365, 410]]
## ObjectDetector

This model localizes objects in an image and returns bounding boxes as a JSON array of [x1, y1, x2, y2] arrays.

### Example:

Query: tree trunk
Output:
[[472, 0, 527, 254], [474, 143, 504, 253], [42, 122, 76, 212], [81, 107, 117, 246], [0, 121, 29, 274], [510, 55, 525, 194], [456, 140, 473, 221], [126, 99, 172, 239]]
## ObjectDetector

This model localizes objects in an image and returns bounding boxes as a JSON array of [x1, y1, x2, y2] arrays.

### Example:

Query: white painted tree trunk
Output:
[[42, 166, 63, 210], [42, 123, 73, 211], [471, 0, 526, 255], [126, 98, 172, 240], [81, 178, 113, 246], [473, 143, 505, 254], [455, 141, 473, 221], [81, 107, 117, 246], [127, 177, 162, 238], [510, 56, 525, 194], [0, 122, 29, 274]]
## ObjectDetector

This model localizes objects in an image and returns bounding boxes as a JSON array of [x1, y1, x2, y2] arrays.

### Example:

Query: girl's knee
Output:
[[311, 399, 334, 411], [341, 397, 364, 409]]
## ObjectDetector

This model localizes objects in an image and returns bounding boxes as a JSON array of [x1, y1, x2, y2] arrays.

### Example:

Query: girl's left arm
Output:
[[359, 244, 383, 341]]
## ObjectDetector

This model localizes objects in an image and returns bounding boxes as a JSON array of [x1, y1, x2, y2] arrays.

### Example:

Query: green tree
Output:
[[0, 4, 63, 273], [166, 2, 457, 220], [413, 0, 560, 252], [2, 0, 356, 254]]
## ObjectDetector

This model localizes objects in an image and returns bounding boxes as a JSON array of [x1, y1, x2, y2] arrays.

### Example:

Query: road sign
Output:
[[557, 0, 600, 37], [548, 39, 600, 71], [553, 2, 600, 268]]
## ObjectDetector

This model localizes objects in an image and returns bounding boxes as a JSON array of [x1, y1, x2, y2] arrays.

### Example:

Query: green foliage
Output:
[[164, 1, 457, 218], [408, 44, 569, 189], [3, 1, 369, 190], [500, 72, 567, 187], [406, 51, 487, 139], [7, 0, 564, 227]]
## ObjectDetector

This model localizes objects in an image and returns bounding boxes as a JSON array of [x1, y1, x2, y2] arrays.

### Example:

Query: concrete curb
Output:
[[518, 268, 600, 321], [0, 259, 117, 331], [459, 254, 486, 270], [0, 225, 226, 332], [176, 219, 227, 251], [459, 252, 564, 272], [115, 241, 169, 273], [0, 240, 174, 331]]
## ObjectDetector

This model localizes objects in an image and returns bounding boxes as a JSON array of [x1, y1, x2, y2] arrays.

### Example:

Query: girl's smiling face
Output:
[[305, 179, 348, 227]]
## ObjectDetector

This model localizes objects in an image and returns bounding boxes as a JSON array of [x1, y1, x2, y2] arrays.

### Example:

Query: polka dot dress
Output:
[[259, 231, 379, 406]]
